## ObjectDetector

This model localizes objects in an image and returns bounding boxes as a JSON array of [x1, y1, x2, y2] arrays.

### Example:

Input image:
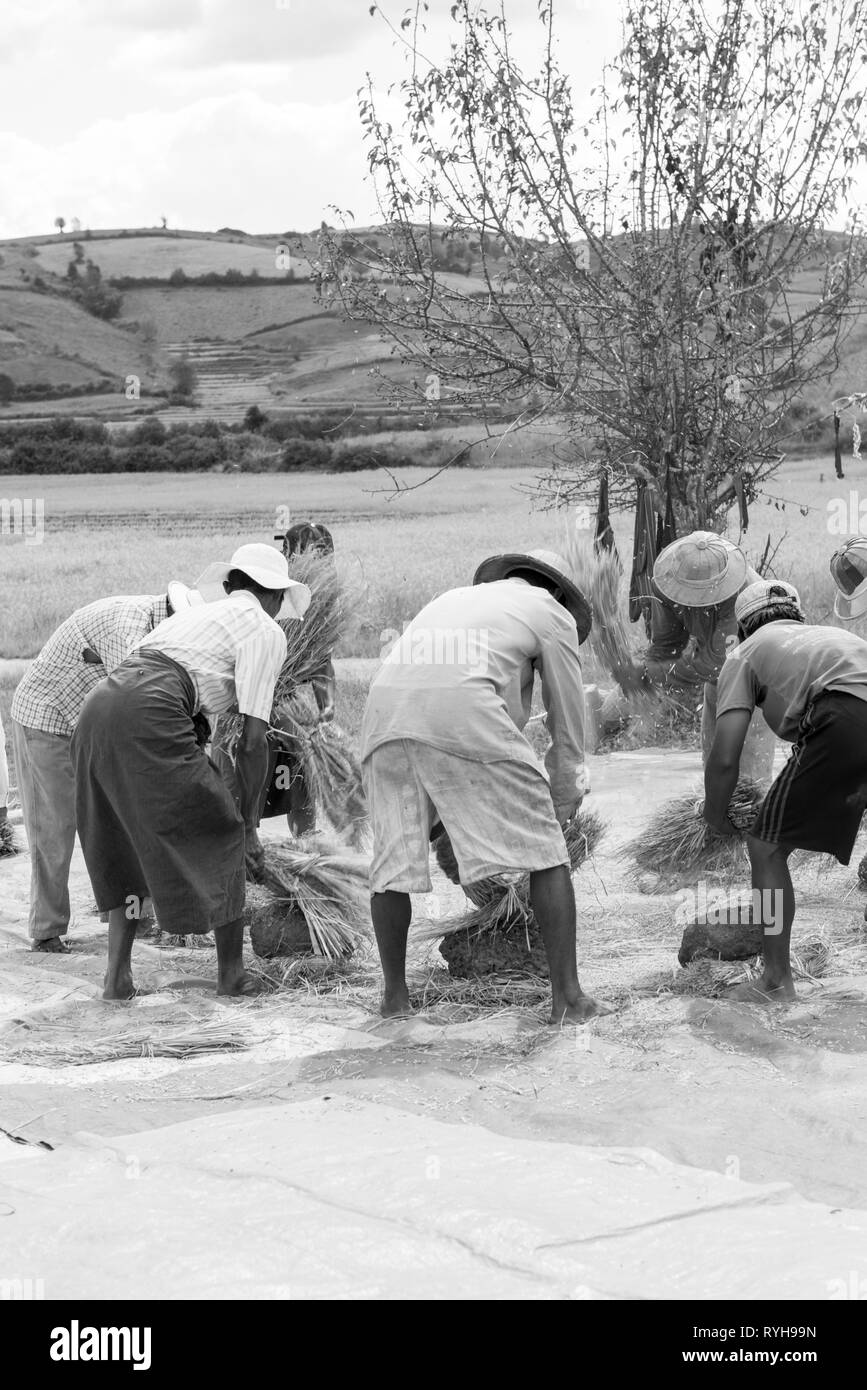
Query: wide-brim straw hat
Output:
[[831, 539, 867, 621], [167, 581, 205, 612], [653, 531, 747, 607], [195, 543, 311, 621], [473, 548, 592, 643]]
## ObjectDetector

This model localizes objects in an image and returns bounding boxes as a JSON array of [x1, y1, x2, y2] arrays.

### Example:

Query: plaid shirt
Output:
[[12, 594, 170, 737]]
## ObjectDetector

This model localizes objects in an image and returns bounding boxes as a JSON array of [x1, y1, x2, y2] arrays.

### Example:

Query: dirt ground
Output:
[[3, 746, 867, 1297]]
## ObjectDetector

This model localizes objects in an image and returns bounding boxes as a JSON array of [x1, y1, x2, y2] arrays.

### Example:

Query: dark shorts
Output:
[[751, 692, 867, 863], [71, 649, 245, 933]]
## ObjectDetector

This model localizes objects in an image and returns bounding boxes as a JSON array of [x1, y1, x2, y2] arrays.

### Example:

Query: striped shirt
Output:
[[11, 593, 171, 737], [136, 590, 287, 721]]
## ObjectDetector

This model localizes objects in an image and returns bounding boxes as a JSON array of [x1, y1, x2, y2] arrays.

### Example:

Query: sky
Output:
[[0, 0, 623, 237]]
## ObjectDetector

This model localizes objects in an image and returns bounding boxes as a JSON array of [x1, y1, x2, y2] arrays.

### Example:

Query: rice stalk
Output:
[[1, 1021, 248, 1067]]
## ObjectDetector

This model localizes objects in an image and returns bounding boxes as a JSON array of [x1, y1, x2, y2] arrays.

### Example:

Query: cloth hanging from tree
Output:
[[657, 453, 677, 552], [732, 473, 749, 533], [834, 412, 845, 480], [629, 481, 660, 636], [594, 469, 617, 558]]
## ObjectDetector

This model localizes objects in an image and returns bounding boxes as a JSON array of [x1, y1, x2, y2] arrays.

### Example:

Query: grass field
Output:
[[32, 234, 314, 282], [0, 451, 857, 658], [0, 450, 864, 800]]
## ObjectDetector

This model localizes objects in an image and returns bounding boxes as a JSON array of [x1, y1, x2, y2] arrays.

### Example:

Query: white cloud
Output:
[[0, 93, 376, 237], [0, 1, 624, 236]]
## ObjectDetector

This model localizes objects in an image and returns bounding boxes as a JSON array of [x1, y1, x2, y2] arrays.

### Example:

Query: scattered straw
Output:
[[670, 957, 760, 997], [0, 818, 19, 857]]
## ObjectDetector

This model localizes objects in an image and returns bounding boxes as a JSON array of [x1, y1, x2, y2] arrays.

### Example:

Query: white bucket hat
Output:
[[195, 543, 311, 620]]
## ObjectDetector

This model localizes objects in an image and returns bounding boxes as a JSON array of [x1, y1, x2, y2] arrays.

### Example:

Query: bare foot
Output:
[[727, 977, 796, 1006], [216, 970, 264, 998], [103, 971, 136, 1001], [549, 993, 614, 1026], [32, 937, 70, 954], [381, 986, 412, 1019]]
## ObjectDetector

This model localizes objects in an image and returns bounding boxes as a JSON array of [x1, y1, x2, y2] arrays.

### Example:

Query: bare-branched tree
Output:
[[321, 0, 867, 528]]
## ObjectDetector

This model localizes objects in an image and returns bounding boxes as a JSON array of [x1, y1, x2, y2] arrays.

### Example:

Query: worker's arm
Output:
[[537, 613, 587, 825], [235, 715, 270, 871], [704, 709, 752, 835], [232, 626, 288, 871]]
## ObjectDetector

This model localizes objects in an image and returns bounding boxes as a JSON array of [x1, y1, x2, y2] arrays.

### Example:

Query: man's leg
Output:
[[530, 864, 608, 1024], [214, 917, 262, 996], [728, 833, 796, 1003], [104, 906, 138, 1000], [371, 890, 412, 1017], [11, 722, 76, 948]]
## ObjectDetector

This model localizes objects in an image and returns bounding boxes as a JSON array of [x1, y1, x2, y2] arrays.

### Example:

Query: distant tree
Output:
[[160, 215, 168, 229], [66, 260, 80, 282], [72, 242, 85, 264], [71, 217, 81, 234], [54, 216, 66, 235], [169, 355, 197, 399], [168, 267, 188, 286], [244, 405, 268, 433], [74, 260, 123, 320], [0, 374, 15, 406]]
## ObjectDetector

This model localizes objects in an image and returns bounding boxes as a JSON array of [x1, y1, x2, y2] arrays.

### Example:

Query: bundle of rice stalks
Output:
[[622, 779, 762, 878], [0, 817, 18, 857], [258, 840, 370, 960], [274, 551, 360, 702], [1, 1021, 248, 1067], [564, 533, 647, 693], [425, 808, 607, 945], [275, 692, 367, 842]]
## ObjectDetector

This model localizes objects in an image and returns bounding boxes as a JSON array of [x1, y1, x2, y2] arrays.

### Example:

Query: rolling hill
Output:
[[0, 225, 865, 434]]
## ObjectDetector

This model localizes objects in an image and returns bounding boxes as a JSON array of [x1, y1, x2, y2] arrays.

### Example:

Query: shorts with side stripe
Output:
[[750, 692, 867, 863]]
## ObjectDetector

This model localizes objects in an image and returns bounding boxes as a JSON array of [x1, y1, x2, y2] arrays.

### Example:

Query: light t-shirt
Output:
[[360, 578, 586, 807], [716, 620, 867, 741]]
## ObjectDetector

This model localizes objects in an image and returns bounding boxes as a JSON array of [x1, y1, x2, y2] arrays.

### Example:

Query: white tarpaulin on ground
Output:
[[2, 1097, 865, 1301]]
